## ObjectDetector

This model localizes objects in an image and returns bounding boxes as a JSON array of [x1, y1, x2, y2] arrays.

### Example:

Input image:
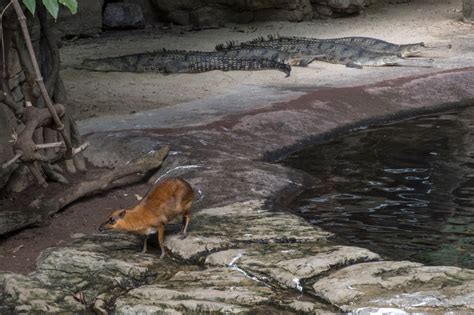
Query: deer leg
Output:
[[179, 214, 191, 240], [179, 215, 186, 234], [142, 234, 149, 253], [157, 225, 166, 258]]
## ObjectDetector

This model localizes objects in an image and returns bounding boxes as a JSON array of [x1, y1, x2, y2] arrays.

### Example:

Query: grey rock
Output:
[[206, 243, 380, 290], [150, 0, 314, 26], [312, 260, 474, 312], [115, 267, 330, 314], [190, 7, 224, 28], [103, 3, 146, 29], [0, 233, 187, 312], [82, 131, 316, 210], [312, 0, 370, 16], [122, 0, 159, 24], [0, 272, 85, 313], [315, 4, 334, 16], [328, 0, 351, 9], [165, 200, 332, 260], [167, 10, 191, 25], [55, 0, 103, 36]]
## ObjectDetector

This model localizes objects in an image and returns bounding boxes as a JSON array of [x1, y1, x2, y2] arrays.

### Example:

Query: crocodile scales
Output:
[[216, 36, 436, 68], [223, 35, 450, 58], [80, 49, 291, 76]]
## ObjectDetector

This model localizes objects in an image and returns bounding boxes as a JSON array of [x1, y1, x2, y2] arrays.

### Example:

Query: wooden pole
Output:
[[463, 0, 474, 22], [11, 0, 73, 157]]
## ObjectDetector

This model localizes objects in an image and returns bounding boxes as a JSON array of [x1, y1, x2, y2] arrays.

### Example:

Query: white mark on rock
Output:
[[227, 253, 271, 288], [286, 179, 303, 186], [228, 253, 242, 267], [351, 307, 407, 315], [231, 265, 270, 287], [154, 165, 205, 183], [196, 189, 204, 203], [293, 278, 303, 292]]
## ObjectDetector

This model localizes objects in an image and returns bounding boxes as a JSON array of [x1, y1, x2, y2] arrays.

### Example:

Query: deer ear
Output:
[[119, 210, 127, 218]]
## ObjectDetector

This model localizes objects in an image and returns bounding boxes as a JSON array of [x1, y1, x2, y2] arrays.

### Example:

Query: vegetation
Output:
[[23, 0, 77, 18]]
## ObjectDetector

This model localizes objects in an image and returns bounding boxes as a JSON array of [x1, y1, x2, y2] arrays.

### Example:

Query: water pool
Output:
[[283, 106, 474, 268]]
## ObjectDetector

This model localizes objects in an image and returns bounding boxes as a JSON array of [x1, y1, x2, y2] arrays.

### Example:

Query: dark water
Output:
[[283, 106, 474, 268]]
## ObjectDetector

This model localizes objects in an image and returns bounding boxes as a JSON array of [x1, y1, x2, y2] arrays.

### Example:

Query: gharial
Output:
[[79, 49, 292, 77], [220, 34, 451, 58], [216, 35, 449, 68]]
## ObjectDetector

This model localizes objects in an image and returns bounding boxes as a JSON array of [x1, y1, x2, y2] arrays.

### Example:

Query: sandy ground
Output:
[[1, 0, 473, 274], [60, 0, 472, 121]]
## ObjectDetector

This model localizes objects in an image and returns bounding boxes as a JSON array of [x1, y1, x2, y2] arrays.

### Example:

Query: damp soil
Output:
[[283, 105, 474, 269], [0, 178, 149, 274]]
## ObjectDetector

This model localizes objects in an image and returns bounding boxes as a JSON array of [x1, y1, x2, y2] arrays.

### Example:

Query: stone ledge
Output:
[[312, 260, 474, 312], [205, 244, 380, 290], [165, 200, 332, 260]]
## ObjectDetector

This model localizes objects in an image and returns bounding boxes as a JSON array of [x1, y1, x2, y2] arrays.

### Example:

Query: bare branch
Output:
[[35, 141, 65, 150], [0, 146, 170, 235], [2, 152, 22, 169], [73, 142, 89, 155]]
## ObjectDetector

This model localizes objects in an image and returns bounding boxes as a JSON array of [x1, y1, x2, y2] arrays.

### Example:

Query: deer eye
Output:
[[109, 217, 117, 224]]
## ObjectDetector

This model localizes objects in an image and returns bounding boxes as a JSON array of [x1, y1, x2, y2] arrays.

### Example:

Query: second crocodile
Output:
[[217, 37, 435, 68], [80, 49, 292, 76]]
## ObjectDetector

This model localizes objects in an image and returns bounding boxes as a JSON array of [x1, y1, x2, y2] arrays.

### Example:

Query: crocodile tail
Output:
[[188, 57, 291, 76], [215, 40, 239, 51], [215, 43, 226, 51]]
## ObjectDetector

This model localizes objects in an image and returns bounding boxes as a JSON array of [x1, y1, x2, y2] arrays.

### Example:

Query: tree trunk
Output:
[[463, 0, 474, 22]]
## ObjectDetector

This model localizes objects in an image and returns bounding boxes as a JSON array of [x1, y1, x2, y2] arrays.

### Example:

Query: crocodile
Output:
[[264, 35, 451, 57], [219, 35, 450, 58], [217, 37, 434, 68], [80, 49, 291, 76], [215, 43, 323, 66]]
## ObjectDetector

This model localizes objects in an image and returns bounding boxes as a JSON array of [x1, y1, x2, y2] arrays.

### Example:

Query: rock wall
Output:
[[51, 0, 373, 35], [151, 0, 314, 26], [55, 0, 104, 36], [151, 0, 372, 26], [312, 0, 372, 18]]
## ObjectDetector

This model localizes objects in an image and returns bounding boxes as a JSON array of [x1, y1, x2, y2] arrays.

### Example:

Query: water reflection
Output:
[[283, 106, 474, 268]]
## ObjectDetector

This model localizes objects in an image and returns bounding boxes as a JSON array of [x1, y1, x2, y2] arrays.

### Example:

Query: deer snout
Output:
[[98, 222, 109, 232]]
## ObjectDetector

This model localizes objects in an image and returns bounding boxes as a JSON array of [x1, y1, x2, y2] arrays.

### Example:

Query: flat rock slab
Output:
[[0, 233, 193, 313], [205, 243, 380, 290], [165, 200, 332, 260], [312, 260, 474, 313], [0, 272, 85, 314], [115, 266, 330, 314]]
